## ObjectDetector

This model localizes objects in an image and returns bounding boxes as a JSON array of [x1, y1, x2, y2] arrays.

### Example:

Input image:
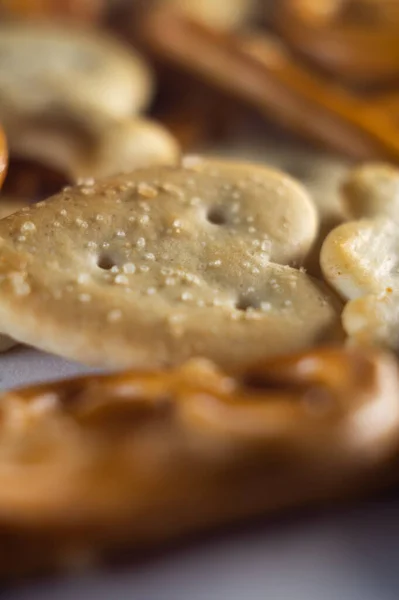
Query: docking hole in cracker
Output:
[[212, 137, 350, 277], [0, 157, 343, 369], [321, 163, 399, 351], [0, 346, 397, 578]]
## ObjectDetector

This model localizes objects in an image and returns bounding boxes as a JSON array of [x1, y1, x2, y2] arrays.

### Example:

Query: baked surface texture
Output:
[[0, 157, 342, 367]]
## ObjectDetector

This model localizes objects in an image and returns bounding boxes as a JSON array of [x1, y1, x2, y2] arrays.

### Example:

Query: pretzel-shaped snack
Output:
[[0, 0, 104, 22], [139, 5, 399, 163], [0, 346, 397, 578], [277, 0, 399, 85]]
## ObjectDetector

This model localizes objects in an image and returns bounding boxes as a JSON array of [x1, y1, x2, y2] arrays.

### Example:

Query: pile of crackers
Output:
[[0, 0, 399, 581]]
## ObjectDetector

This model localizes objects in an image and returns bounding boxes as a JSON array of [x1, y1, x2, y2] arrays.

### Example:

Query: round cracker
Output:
[[0, 21, 153, 121], [342, 162, 399, 221], [210, 137, 350, 225], [8, 115, 180, 181], [321, 217, 399, 301], [342, 293, 399, 350], [320, 208, 399, 351], [0, 157, 342, 368]]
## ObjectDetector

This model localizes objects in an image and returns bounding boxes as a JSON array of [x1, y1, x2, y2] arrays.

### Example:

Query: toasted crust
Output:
[[320, 218, 395, 301], [321, 163, 399, 350]]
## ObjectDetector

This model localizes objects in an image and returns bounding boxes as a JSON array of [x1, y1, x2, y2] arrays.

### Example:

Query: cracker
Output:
[[0, 22, 153, 120], [0, 199, 30, 352], [209, 137, 350, 275], [321, 163, 399, 350], [0, 335, 16, 352], [8, 114, 180, 181], [0, 198, 32, 219], [342, 162, 399, 220], [0, 22, 166, 181], [210, 138, 350, 226], [0, 346, 397, 578], [0, 157, 342, 368]]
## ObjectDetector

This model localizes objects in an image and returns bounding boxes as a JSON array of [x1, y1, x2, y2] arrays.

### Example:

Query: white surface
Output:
[[0, 345, 98, 390], [6, 495, 399, 600]]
